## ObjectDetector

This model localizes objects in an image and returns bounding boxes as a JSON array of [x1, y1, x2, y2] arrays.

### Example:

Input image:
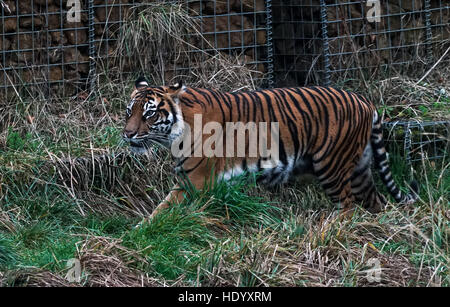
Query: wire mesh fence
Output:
[[0, 0, 92, 99], [183, 0, 273, 86], [0, 0, 273, 101], [97, 0, 273, 88], [272, 0, 450, 87], [2, 1, 448, 92], [383, 120, 449, 165]]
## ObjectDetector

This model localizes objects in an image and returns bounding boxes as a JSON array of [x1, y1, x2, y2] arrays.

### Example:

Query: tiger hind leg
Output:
[[351, 144, 386, 213], [313, 159, 356, 215]]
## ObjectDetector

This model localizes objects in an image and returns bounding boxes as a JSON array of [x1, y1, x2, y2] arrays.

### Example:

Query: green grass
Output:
[[0, 235, 17, 268], [1, 134, 448, 286], [124, 207, 213, 280]]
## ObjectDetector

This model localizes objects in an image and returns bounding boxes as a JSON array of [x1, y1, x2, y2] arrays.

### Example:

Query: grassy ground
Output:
[[0, 76, 448, 287]]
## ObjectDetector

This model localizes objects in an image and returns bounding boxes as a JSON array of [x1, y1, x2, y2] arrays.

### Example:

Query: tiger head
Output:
[[122, 77, 185, 154]]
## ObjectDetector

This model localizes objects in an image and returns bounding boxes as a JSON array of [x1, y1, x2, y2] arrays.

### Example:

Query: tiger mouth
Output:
[[129, 142, 151, 154], [124, 137, 168, 149], [122, 138, 151, 154], [122, 137, 148, 147], [130, 142, 145, 148]]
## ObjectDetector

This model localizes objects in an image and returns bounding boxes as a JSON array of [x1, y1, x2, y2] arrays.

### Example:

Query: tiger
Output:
[[122, 77, 419, 222]]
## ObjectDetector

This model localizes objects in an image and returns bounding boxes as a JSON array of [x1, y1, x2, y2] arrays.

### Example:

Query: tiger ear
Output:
[[134, 76, 149, 89], [167, 80, 185, 98]]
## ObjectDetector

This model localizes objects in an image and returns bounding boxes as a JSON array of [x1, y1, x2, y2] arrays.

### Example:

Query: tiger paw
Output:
[[134, 217, 151, 229]]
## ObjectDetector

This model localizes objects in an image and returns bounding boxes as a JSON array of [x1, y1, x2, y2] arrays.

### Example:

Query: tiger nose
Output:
[[123, 129, 137, 139]]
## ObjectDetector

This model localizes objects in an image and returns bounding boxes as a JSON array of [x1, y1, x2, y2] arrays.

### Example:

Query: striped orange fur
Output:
[[123, 78, 418, 220]]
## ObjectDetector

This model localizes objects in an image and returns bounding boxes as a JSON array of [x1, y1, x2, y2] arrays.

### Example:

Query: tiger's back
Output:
[[178, 87, 372, 186]]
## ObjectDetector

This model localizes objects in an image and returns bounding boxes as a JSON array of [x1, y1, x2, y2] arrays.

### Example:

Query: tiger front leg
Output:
[[134, 186, 184, 228], [150, 186, 185, 218], [136, 162, 214, 227]]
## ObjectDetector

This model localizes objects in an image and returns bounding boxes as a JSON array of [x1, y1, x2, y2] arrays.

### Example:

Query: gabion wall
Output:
[[0, 0, 272, 99], [272, 0, 450, 86]]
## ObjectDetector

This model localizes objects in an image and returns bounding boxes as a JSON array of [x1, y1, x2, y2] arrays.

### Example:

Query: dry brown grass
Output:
[[43, 151, 174, 218], [0, 270, 75, 287], [76, 236, 161, 287], [195, 206, 443, 287]]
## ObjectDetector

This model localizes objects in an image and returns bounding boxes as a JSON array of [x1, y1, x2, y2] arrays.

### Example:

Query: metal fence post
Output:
[[404, 121, 412, 168], [320, 0, 331, 86], [266, 0, 274, 88], [88, 0, 96, 95], [424, 0, 434, 65]]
